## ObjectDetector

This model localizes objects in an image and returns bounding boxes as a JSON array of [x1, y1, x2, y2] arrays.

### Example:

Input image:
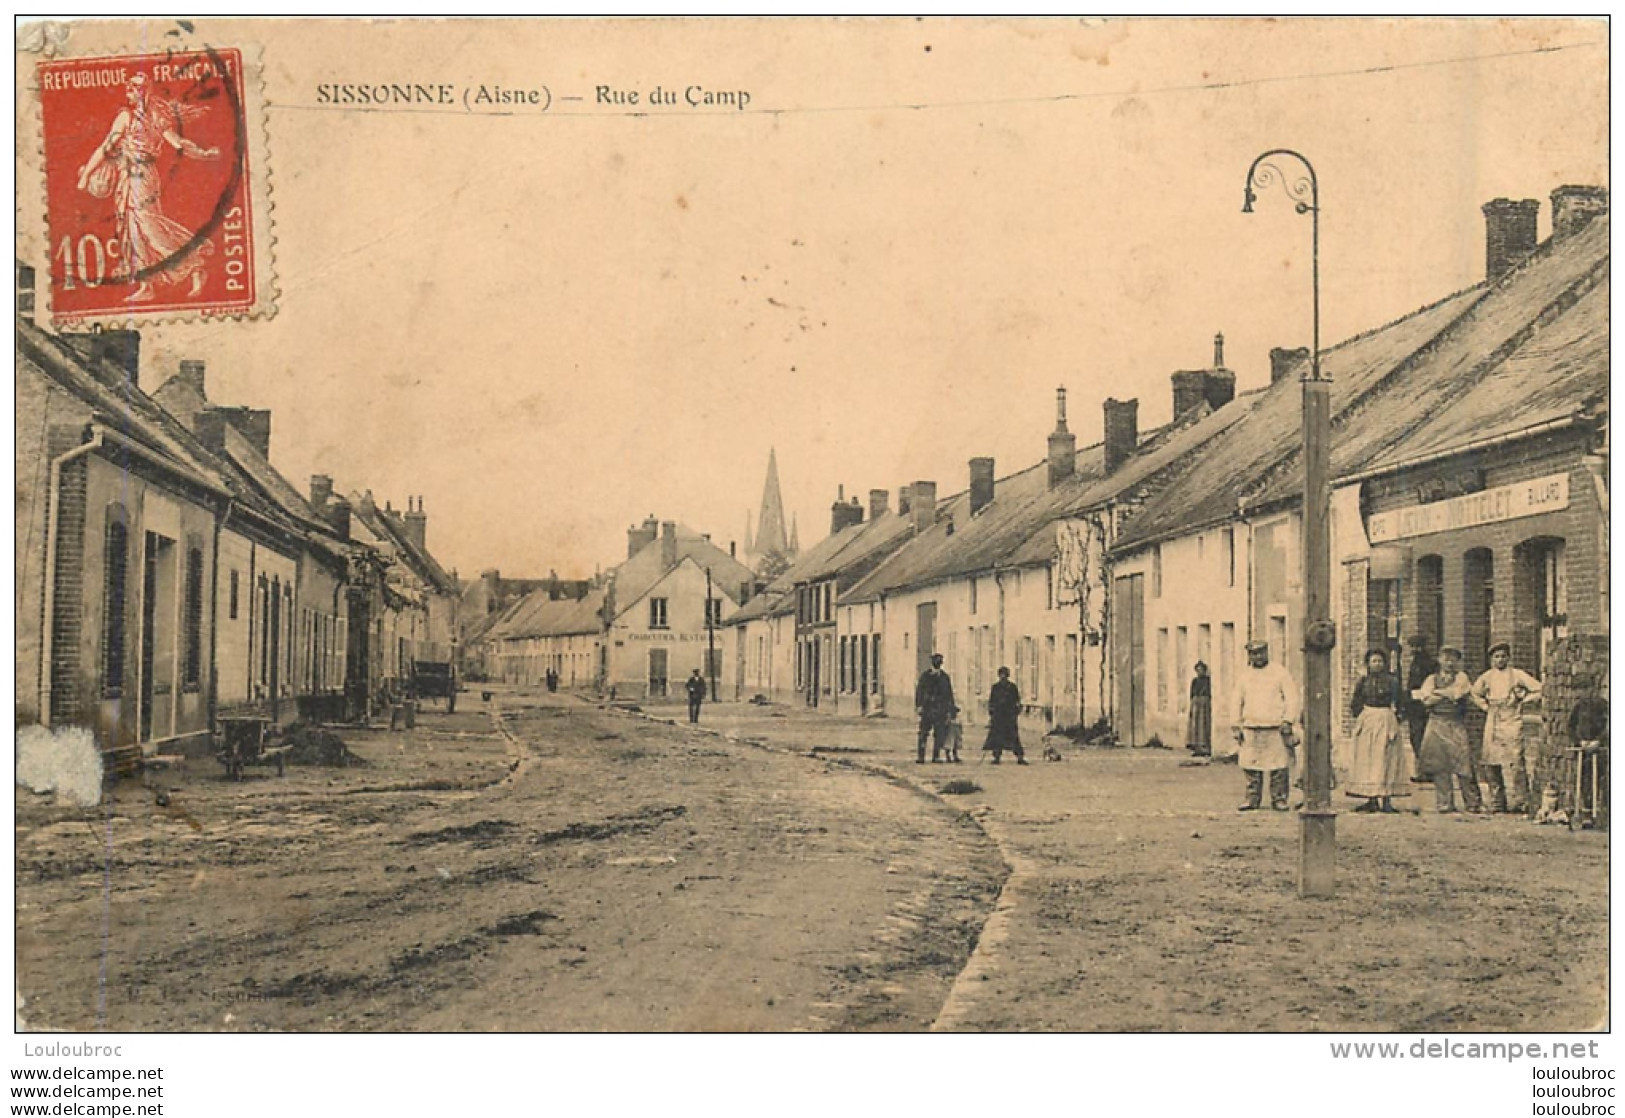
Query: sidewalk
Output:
[[676, 699, 1608, 1033]]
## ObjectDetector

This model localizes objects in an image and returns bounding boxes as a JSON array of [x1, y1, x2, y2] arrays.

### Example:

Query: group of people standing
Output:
[[1186, 635, 1546, 816], [914, 653, 1028, 765]]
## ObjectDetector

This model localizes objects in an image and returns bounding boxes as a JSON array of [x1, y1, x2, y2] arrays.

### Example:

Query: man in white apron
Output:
[[1232, 640, 1300, 811]]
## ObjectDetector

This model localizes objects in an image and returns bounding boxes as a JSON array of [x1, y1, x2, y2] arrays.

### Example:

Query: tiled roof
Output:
[[488, 588, 608, 640], [1356, 272, 1608, 475], [18, 320, 229, 497]]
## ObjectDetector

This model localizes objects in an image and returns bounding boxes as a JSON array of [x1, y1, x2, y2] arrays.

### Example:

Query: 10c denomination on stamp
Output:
[[37, 47, 274, 325]]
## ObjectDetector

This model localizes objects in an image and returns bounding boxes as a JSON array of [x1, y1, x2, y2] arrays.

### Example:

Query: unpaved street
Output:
[[15, 691, 1004, 1032]]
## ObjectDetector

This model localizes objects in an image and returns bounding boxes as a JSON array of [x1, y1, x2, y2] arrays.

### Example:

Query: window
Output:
[[1416, 555, 1445, 652], [1174, 627, 1188, 711], [184, 546, 204, 688], [969, 577, 978, 616], [871, 634, 882, 693], [823, 583, 833, 622], [1152, 546, 1163, 598], [648, 597, 669, 629], [1197, 624, 1212, 668], [1064, 634, 1079, 697], [101, 514, 129, 697], [1223, 528, 1236, 588], [1046, 566, 1054, 610], [229, 569, 239, 620], [704, 598, 723, 627], [1156, 627, 1169, 711]]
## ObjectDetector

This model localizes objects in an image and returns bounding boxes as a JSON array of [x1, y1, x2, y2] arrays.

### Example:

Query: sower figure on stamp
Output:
[[984, 667, 1027, 765], [1232, 639, 1298, 812], [1471, 641, 1542, 814], [76, 74, 219, 302], [915, 653, 956, 764], [685, 668, 706, 724]]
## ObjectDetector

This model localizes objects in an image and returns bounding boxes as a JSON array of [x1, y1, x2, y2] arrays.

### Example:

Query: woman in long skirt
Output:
[[1415, 647, 1483, 814], [1185, 661, 1212, 759], [1344, 649, 1410, 812]]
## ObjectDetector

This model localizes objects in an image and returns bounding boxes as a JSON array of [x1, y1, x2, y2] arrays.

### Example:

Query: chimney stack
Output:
[[910, 481, 937, 534], [830, 485, 865, 534], [1103, 398, 1138, 474], [969, 457, 996, 515], [1171, 371, 1208, 418], [660, 520, 678, 568], [177, 359, 208, 399], [309, 474, 334, 509], [1551, 185, 1608, 241], [91, 330, 142, 387], [1483, 197, 1540, 282], [1047, 386, 1077, 488], [628, 514, 659, 559], [16, 261, 35, 318], [869, 488, 890, 520], [403, 495, 427, 550], [480, 568, 501, 611], [325, 497, 352, 541], [1213, 332, 1225, 369], [898, 484, 913, 517], [1270, 346, 1310, 384], [194, 409, 229, 453]]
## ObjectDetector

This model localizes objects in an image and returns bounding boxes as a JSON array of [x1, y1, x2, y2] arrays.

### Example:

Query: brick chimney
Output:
[[309, 474, 334, 509], [660, 520, 678, 568], [194, 408, 229, 453], [910, 481, 937, 533], [1047, 386, 1077, 488], [176, 359, 208, 399], [969, 457, 995, 515], [1551, 185, 1608, 241], [480, 568, 501, 612], [831, 484, 864, 534], [325, 497, 352, 541], [16, 261, 35, 318], [1483, 197, 1540, 282], [1103, 398, 1138, 474], [403, 495, 427, 550], [1171, 371, 1208, 419], [87, 329, 142, 387], [898, 485, 913, 518], [628, 514, 659, 559], [1270, 346, 1309, 384], [869, 488, 890, 520]]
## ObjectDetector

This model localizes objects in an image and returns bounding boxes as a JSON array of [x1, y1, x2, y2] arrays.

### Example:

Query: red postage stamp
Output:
[[36, 47, 273, 324]]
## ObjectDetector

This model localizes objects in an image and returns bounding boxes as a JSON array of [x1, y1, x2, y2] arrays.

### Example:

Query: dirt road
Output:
[[15, 691, 1004, 1032]]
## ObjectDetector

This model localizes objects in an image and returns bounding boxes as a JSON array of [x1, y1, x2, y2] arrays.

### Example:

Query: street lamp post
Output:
[[1243, 149, 1336, 899]]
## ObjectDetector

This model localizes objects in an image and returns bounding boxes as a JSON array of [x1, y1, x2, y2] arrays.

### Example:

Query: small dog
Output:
[[1043, 745, 1065, 762]]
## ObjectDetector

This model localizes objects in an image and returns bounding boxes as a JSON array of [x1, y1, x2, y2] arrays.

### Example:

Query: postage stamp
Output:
[[35, 46, 274, 325]]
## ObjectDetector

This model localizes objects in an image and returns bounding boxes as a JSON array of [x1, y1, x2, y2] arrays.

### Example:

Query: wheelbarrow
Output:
[[216, 717, 289, 781]]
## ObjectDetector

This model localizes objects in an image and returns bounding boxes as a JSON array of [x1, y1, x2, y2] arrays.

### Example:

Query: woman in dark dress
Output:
[[1186, 661, 1212, 759], [984, 667, 1027, 765], [1344, 648, 1410, 813]]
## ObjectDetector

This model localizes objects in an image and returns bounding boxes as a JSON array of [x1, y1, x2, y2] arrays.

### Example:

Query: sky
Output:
[[19, 17, 1609, 579]]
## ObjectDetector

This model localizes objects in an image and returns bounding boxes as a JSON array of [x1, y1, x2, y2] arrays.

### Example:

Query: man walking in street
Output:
[[915, 653, 956, 764], [685, 668, 707, 724], [1232, 639, 1299, 811]]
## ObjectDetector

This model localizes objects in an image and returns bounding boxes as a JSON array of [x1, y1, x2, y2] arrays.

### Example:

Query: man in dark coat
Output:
[[1402, 635, 1438, 777], [985, 666, 1027, 764], [915, 653, 956, 764], [685, 668, 707, 724]]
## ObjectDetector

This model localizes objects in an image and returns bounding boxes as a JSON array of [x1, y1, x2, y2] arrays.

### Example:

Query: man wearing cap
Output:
[[1232, 639, 1299, 811], [1471, 642, 1542, 813], [915, 653, 957, 764]]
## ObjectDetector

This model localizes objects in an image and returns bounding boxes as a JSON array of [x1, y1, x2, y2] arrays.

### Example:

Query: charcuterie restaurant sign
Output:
[[1368, 473, 1569, 543]]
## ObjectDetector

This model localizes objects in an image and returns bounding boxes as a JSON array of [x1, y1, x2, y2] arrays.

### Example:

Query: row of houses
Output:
[[16, 273, 460, 760], [723, 187, 1609, 753]]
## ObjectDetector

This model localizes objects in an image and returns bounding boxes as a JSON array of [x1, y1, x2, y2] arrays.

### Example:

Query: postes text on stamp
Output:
[[38, 47, 271, 324]]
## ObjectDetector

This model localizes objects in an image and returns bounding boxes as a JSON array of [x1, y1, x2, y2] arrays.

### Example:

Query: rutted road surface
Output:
[[15, 690, 1005, 1032]]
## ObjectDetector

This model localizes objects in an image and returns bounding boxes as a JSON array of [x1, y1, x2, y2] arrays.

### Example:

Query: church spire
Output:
[[753, 448, 789, 559]]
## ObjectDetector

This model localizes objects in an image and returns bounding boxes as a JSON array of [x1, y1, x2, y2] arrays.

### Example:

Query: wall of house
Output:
[[294, 553, 349, 720], [15, 374, 90, 726], [728, 611, 796, 703], [1115, 522, 1253, 749], [606, 561, 734, 700], [55, 456, 219, 753]]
